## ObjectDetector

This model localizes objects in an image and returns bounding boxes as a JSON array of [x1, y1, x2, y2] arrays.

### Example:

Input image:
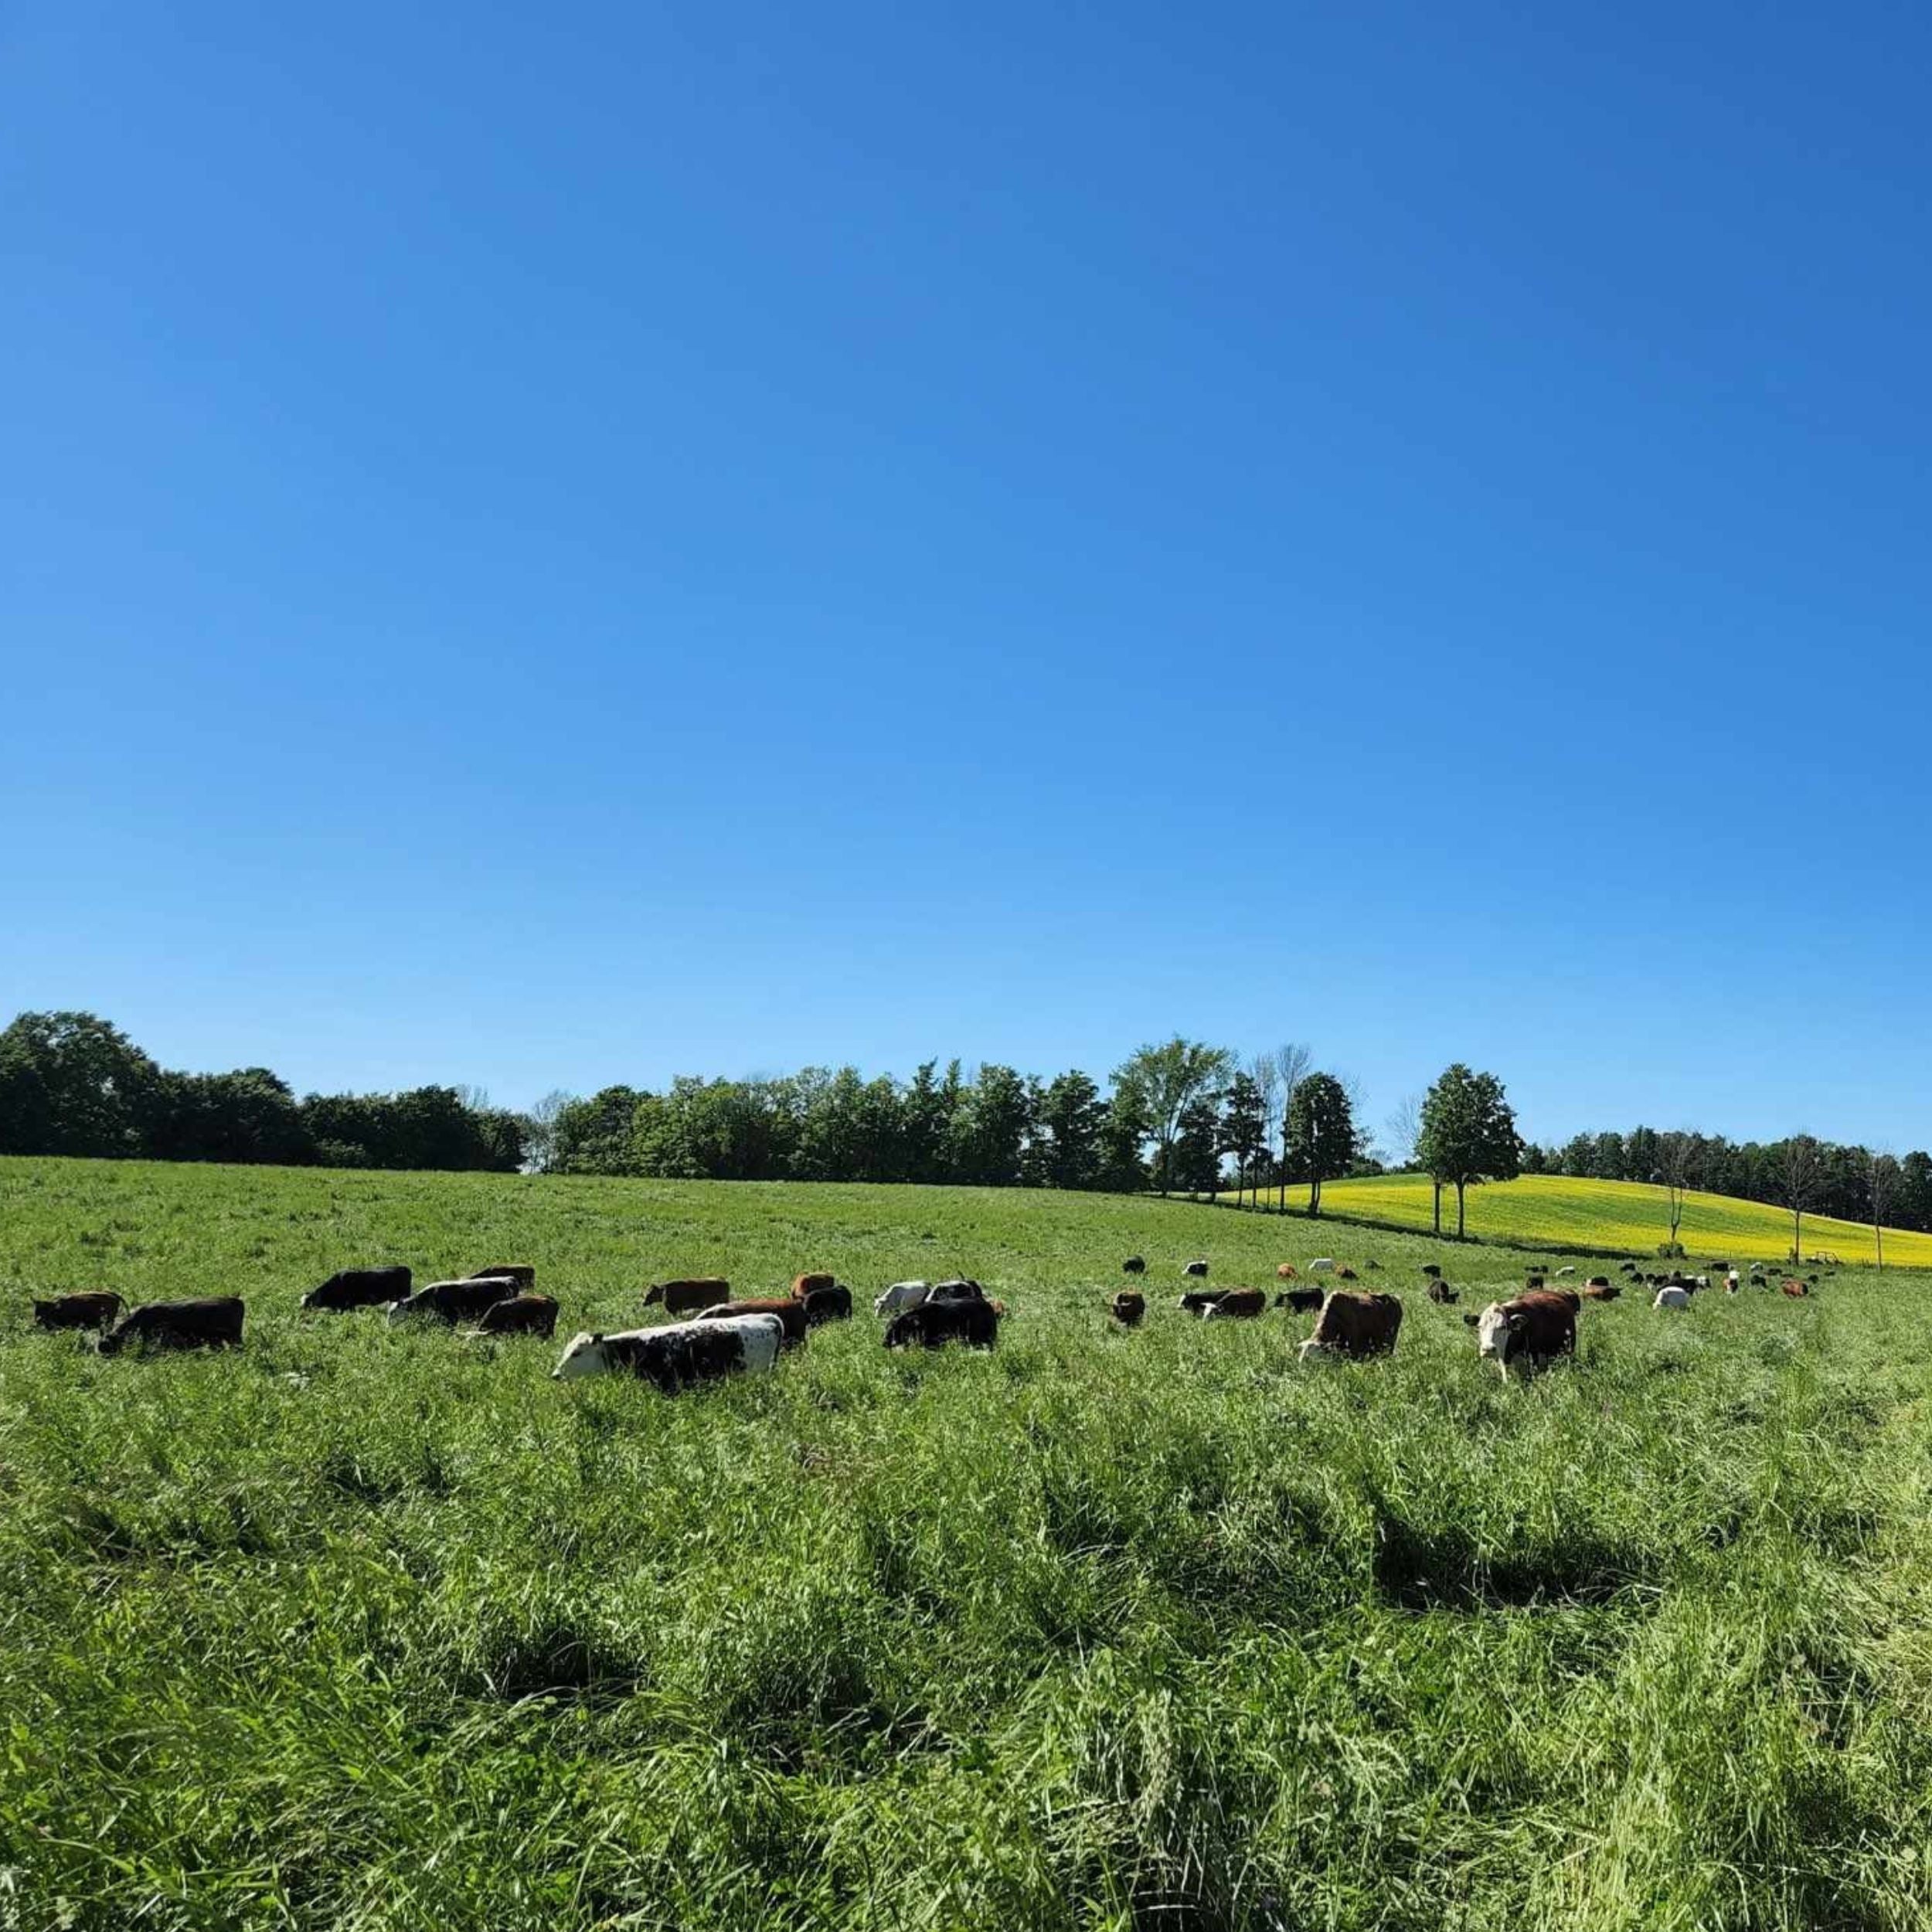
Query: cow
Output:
[[472, 1293, 560, 1338], [1112, 1291, 1146, 1327], [388, 1277, 519, 1326], [1276, 1287, 1325, 1313], [553, 1313, 784, 1391], [1526, 1274, 1546, 1291], [99, 1296, 244, 1355], [1276, 1263, 1298, 1280], [1179, 1288, 1229, 1315], [791, 1272, 837, 1299], [302, 1266, 411, 1312], [1555, 1266, 1577, 1278], [1297, 1291, 1402, 1363], [33, 1292, 122, 1332], [1469, 1290, 1576, 1381], [930, 1278, 988, 1302], [1653, 1285, 1691, 1311], [1587, 1276, 1611, 1289], [884, 1298, 1001, 1350], [1336, 1266, 1359, 1281], [1422, 1264, 1442, 1280], [643, 1277, 731, 1317], [1426, 1280, 1459, 1305], [1202, 1287, 1266, 1320], [1726, 1270, 1741, 1294], [1580, 1283, 1620, 1301], [874, 1280, 933, 1317], [1783, 1280, 1810, 1298], [1121, 1257, 1147, 1276], [1182, 1260, 1209, 1279], [470, 1264, 536, 1290], [1618, 1262, 1638, 1276], [1307, 1258, 1337, 1274], [694, 1297, 809, 1345], [801, 1284, 853, 1326]]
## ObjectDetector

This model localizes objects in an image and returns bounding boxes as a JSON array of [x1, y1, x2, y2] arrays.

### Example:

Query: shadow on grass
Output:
[[1372, 1509, 1655, 1612]]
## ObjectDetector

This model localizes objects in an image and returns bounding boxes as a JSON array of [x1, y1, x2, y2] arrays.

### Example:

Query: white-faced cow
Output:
[[303, 1266, 411, 1311], [874, 1281, 932, 1317], [1470, 1289, 1576, 1380], [553, 1313, 784, 1392], [99, 1296, 244, 1355], [1298, 1291, 1402, 1363]]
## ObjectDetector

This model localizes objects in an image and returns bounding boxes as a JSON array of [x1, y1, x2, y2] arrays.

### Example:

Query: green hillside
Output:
[[1306, 1170, 1930, 1265]]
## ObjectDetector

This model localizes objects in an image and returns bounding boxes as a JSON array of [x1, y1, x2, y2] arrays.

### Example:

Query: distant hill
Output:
[[1304, 1172, 1932, 1266]]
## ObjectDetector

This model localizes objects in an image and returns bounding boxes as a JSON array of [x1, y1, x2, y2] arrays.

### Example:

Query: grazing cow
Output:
[[1298, 1291, 1403, 1364], [884, 1298, 1002, 1350], [1111, 1291, 1145, 1327], [1277, 1286, 1325, 1313], [801, 1284, 853, 1326], [99, 1296, 244, 1355], [1469, 1290, 1576, 1380], [874, 1280, 932, 1317], [1182, 1260, 1210, 1279], [1653, 1285, 1691, 1311], [1618, 1262, 1639, 1276], [1726, 1270, 1741, 1294], [695, 1297, 810, 1345], [1422, 1264, 1442, 1279], [471, 1264, 536, 1290], [304, 1266, 413, 1312], [33, 1291, 122, 1332], [1783, 1279, 1809, 1298], [1276, 1263, 1298, 1280], [1555, 1265, 1577, 1278], [791, 1272, 837, 1299], [553, 1313, 784, 1391], [1307, 1258, 1337, 1274], [1336, 1266, 1359, 1282], [474, 1293, 560, 1338], [388, 1277, 519, 1326], [1202, 1287, 1266, 1320], [930, 1278, 987, 1302], [643, 1277, 731, 1317], [1526, 1274, 1546, 1291], [1587, 1276, 1611, 1289], [1179, 1288, 1228, 1315], [1427, 1280, 1459, 1305], [1580, 1283, 1621, 1301], [1121, 1257, 1147, 1276]]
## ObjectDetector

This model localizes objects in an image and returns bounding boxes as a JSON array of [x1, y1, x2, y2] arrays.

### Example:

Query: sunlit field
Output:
[[1291, 1170, 1932, 1266], [5, 1157, 1932, 1930]]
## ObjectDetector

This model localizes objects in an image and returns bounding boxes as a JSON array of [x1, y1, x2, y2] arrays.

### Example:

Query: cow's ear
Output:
[[592, 1332, 604, 1344], [1503, 1311, 1524, 1328]]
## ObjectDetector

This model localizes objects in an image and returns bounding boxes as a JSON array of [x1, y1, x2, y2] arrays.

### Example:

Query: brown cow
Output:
[[473, 1293, 559, 1338], [1112, 1291, 1146, 1327], [1470, 1289, 1576, 1379], [34, 1292, 123, 1332], [99, 1297, 244, 1355], [1298, 1291, 1403, 1362], [1275, 1263, 1298, 1280], [1336, 1266, 1359, 1281], [1202, 1287, 1266, 1320], [694, 1297, 809, 1345], [644, 1277, 731, 1316], [1580, 1283, 1621, 1301], [1783, 1280, 1809, 1298], [791, 1272, 837, 1299]]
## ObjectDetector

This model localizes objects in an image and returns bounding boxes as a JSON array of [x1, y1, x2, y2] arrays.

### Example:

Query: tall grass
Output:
[[3, 1158, 1931, 1928]]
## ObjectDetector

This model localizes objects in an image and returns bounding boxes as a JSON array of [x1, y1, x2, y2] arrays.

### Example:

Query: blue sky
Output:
[[5, 0, 1929, 1149]]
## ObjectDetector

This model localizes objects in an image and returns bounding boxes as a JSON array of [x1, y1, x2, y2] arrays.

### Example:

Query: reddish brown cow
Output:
[[644, 1278, 731, 1316], [1580, 1283, 1621, 1301], [474, 1293, 560, 1338], [1202, 1287, 1266, 1320], [1298, 1291, 1403, 1362], [1471, 1289, 1576, 1379], [1783, 1280, 1809, 1297], [694, 1297, 809, 1345], [1275, 1263, 1298, 1280]]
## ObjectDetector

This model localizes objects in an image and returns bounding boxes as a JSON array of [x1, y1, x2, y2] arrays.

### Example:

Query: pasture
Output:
[[5, 1157, 1932, 1930], [1308, 1170, 1932, 1267]]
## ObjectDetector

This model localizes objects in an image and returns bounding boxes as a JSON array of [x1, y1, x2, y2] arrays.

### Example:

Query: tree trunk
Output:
[[1432, 1181, 1441, 1235], [1876, 1221, 1884, 1270], [1309, 1175, 1321, 1216], [1456, 1181, 1467, 1239], [1792, 1208, 1801, 1263]]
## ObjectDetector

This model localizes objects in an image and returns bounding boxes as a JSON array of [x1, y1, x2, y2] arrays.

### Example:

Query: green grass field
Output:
[[1259, 1170, 1932, 1267], [6, 1156, 1932, 1930]]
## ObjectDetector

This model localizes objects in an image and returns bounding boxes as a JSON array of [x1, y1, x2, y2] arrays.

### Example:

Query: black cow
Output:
[[302, 1265, 411, 1311], [1112, 1291, 1146, 1326], [388, 1277, 519, 1326], [34, 1292, 123, 1332], [474, 1293, 559, 1337], [800, 1284, 854, 1326], [1182, 1260, 1209, 1279], [471, 1264, 536, 1290], [99, 1297, 244, 1355], [1179, 1288, 1228, 1315], [1275, 1287, 1324, 1314], [1426, 1280, 1459, 1305], [1121, 1256, 1147, 1276], [885, 1298, 1001, 1350]]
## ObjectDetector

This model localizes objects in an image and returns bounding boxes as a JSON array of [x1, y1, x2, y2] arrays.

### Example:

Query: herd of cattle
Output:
[[23, 1247, 1829, 1393]]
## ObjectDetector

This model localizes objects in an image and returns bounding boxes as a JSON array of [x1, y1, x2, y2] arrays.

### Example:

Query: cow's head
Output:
[[1474, 1302, 1517, 1362], [553, 1332, 609, 1380], [642, 1284, 665, 1306]]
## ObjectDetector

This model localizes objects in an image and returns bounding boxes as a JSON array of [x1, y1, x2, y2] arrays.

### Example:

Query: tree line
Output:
[[0, 1012, 526, 1172]]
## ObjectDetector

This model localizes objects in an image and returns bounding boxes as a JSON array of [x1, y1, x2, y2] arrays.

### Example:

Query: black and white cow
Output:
[[552, 1313, 784, 1391]]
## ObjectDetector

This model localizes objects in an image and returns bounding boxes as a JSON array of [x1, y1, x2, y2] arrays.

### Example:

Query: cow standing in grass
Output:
[[1298, 1291, 1402, 1363], [99, 1297, 244, 1355], [34, 1292, 122, 1332], [553, 1314, 784, 1392], [1469, 1290, 1576, 1381]]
